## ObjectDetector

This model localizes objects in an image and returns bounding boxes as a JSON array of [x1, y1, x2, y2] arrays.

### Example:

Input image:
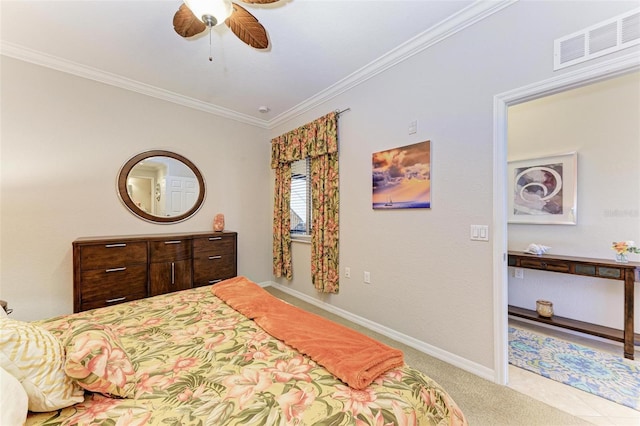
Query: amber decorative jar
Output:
[[536, 300, 553, 318]]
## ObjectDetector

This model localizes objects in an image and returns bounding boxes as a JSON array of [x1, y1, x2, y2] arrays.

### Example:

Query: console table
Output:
[[508, 251, 640, 360]]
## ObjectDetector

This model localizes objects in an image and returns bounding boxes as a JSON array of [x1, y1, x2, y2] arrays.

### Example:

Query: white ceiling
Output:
[[1, 0, 509, 127]]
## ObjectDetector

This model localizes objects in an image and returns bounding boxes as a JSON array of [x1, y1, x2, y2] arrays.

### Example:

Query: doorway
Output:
[[127, 176, 155, 215], [493, 52, 640, 386]]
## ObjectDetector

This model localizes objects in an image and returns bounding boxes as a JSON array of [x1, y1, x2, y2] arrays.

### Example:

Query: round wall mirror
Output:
[[117, 150, 206, 223]]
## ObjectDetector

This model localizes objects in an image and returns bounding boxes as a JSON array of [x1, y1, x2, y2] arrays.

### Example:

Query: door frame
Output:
[[492, 51, 640, 385]]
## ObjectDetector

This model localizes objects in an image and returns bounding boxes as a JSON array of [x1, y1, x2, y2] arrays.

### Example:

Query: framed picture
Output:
[[508, 152, 577, 224], [372, 140, 431, 209]]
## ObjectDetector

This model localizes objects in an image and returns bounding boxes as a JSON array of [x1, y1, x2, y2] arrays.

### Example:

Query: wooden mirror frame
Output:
[[117, 150, 206, 223]]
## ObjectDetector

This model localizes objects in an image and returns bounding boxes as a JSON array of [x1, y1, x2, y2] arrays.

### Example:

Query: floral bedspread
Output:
[[27, 286, 467, 425]]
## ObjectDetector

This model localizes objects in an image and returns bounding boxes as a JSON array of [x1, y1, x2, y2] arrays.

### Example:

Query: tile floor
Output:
[[508, 319, 640, 425]]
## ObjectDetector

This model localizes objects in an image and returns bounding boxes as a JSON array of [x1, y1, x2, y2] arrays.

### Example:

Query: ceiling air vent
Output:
[[554, 8, 640, 70]]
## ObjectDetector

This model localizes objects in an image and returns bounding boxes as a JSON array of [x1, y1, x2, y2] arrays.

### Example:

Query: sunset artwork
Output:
[[372, 140, 431, 209]]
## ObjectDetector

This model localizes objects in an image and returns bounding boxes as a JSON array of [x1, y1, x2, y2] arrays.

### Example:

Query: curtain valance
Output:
[[271, 111, 338, 168]]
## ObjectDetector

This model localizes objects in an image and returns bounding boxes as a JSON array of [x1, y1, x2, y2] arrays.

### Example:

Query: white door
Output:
[[165, 176, 198, 216]]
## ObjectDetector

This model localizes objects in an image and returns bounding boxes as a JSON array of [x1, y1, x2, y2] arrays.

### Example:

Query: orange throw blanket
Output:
[[212, 277, 404, 390]]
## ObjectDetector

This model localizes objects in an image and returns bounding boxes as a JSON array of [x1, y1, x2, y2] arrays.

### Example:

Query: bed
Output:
[[2, 277, 467, 425]]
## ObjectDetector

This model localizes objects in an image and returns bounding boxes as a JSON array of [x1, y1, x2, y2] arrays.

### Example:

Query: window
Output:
[[290, 158, 311, 236]]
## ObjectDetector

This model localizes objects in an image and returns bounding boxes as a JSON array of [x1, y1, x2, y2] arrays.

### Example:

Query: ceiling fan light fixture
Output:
[[184, 0, 233, 27]]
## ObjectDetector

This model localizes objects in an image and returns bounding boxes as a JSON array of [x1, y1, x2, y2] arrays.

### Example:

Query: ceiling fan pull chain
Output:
[[209, 28, 213, 62]]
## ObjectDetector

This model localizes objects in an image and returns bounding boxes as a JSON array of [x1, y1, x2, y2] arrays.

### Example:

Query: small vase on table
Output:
[[612, 241, 639, 264], [615, 252, 629, 263]]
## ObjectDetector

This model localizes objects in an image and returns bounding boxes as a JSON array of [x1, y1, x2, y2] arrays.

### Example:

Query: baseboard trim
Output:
[[258, 281, 495, 382]]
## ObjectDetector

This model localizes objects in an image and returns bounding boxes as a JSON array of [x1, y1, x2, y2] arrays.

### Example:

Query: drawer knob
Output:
[[105, 243, 126, 248], [209, 279, 222, 284], [209, 237, 222, 241], [209, 255, 222, 260], [164, 240, 182, 245], [105, 267, 127, 273], [105, 297, 126, 304]]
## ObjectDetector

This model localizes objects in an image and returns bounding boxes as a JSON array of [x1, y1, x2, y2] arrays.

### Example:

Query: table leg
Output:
[[624, 270, 635, 360]]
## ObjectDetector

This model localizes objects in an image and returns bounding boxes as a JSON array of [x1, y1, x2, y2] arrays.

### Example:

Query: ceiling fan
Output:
[[173, 0, 279, 52]]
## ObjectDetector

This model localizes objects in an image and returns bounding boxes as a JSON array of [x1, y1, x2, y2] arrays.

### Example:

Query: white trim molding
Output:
[[0, 41, 268, 128], [268, 0, 516, 128], [261, 281, 495, 381], [0, 0, 515, 130], [492, 51, 640, 385]]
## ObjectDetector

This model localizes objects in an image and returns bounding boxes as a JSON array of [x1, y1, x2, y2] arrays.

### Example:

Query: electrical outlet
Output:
[[514, 268, 524, 279], [364, 271, 371, 284], [345, 267, 351, 278]]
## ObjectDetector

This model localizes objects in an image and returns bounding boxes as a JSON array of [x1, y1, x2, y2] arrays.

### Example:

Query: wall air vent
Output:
[[554, 8, 640, 70]]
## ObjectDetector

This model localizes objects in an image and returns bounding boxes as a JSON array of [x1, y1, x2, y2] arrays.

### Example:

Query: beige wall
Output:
[[1, 0, 638, 379], [508, 72, 640, 329], [0, 57, 273, 321], [269, 0, 640, 372]]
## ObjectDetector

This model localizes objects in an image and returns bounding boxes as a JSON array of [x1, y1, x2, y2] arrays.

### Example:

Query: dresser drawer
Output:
[[520, 258, 570, 273], [149, 239, 192, 262], [193, 255, 236, 286], [193, 234, 236, 255], [80, 242, 147, 270], [79, 264, 147, 310]]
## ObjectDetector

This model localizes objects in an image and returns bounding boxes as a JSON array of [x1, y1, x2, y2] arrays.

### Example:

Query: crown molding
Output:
[[267, 0, 517, 129], [0, 41, 270, 128], [0, 0, 515, 131]]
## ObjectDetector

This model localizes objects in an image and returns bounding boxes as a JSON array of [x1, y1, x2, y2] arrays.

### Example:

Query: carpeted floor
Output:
[[509, 325, 640, 411], [265, 286, 591, 425]]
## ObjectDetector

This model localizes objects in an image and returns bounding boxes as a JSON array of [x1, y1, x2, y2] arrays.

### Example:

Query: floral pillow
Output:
[[0, 318, 85, 411], [63, 322, 137, 398]]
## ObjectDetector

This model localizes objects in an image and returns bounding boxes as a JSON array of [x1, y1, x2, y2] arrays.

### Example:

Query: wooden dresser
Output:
[[73, 231, 237, 312]]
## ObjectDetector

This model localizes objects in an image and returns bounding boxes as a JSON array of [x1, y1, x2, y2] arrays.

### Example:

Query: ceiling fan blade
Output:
[[226, 3, 269, 49], [173, 4, 207, 38]]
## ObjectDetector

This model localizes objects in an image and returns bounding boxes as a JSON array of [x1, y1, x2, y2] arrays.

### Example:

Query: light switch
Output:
[[470, 225, 489, 241], [480, 227, 487, 239]]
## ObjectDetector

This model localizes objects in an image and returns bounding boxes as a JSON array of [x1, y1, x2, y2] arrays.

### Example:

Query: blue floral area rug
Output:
[[509, 326, 640, 410]]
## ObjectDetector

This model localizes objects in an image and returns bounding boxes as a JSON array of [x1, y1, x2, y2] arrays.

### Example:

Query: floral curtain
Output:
[[271, 112, 339, 293], [272, 163, 292, 279]]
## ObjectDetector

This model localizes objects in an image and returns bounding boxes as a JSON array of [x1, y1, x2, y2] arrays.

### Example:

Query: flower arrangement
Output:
[[612, 241, 639, 263], [612, 241, 640, 254]]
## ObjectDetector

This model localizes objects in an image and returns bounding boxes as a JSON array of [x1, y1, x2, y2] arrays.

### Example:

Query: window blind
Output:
[[290, 158, 311, 234]]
